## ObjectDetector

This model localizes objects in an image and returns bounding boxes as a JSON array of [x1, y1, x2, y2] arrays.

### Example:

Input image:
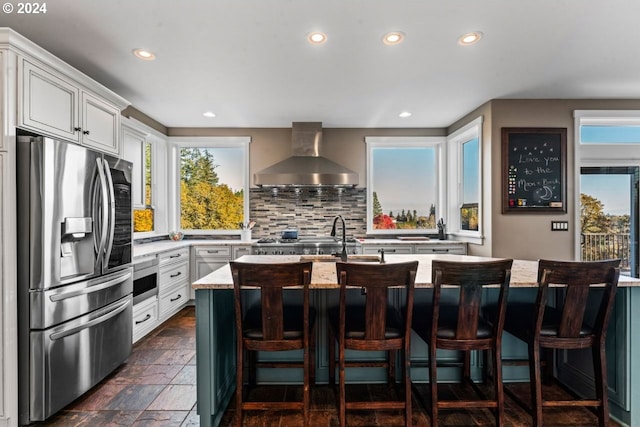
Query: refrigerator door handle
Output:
[[103, 159, 116, 265], [49, 297, 131, 341], [95, 158, 109, 259], [49, 270, 132, 302]]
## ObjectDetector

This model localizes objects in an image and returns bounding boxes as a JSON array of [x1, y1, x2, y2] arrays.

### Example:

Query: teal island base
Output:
[[195, 287, 640, 427]]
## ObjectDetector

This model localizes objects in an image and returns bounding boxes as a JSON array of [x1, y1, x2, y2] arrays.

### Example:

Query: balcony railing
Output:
[[581, 233, 631, 272]]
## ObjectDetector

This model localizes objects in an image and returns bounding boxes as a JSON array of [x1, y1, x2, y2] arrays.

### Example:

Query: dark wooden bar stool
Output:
[[328, 261, 418, 427], [230, 261, 315, 427], [501, 259, 620, 427], [412, 259, 513, 427]]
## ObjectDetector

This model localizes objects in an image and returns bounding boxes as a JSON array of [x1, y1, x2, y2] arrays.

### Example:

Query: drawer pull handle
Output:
[[170, 254, 181, 258], [135, 314, 152, 324], [170, 272, 182, 278], [206, 250, 220, 254], [432, 249, 450, 253], [170, 294, 182, 302]]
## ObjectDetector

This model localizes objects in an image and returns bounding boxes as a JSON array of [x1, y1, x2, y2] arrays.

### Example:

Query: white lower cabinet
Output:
[[158, 248, 190, 322], [132, 296, 159, 343]]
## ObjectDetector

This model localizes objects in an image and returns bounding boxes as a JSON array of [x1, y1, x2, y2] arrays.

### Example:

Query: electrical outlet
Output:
[[551, 221, 569, 231]]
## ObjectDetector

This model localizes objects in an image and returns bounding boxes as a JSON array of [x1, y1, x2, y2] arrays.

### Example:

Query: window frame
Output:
[[169, 136, 251, 236], [123, 117, 168, 238], [364, 136, 446, 235], [574, 110, 640, 261], [447, 116, 483, 244]]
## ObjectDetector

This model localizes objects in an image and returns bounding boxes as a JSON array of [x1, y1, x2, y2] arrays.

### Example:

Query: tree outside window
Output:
[[366, 137, 444, 234], [133, 142, 154, 232], [179, 146, 246, 231]]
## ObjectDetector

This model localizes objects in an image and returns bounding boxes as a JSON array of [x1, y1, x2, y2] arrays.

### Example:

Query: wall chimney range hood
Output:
[[254, 122, 358, 187]]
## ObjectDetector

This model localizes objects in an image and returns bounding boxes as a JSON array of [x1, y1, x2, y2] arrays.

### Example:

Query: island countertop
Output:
[[192, 254, 640, 289]]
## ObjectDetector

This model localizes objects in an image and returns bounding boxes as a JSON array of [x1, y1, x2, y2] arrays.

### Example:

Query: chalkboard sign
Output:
[[502, 127, 567, 213]]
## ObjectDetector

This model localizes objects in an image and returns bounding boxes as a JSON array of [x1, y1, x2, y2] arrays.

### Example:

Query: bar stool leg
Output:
[[339, 342, 346, 427], [593, 344, 610, 427], [462, 350, 471, 383], [528, 343, 543, 427], [404, 350, 412, 427], [328, 326, 336, 386], [236, 348, 244, 427], [493, 344, 505, 426], [429, 344, 439, 427]]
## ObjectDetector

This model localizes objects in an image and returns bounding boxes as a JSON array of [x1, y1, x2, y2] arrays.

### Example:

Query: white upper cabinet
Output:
[[82, 91, 120, 154], [20, 59, 81, 143], [19, 57, 123, 155]]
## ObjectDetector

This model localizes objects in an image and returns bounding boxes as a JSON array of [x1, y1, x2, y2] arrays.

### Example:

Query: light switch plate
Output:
[[551, 221, 569, 231]]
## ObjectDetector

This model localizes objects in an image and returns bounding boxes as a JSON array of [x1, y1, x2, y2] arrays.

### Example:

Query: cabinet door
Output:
[[81, 92, 120, 155], [20, 59, 80, 142]]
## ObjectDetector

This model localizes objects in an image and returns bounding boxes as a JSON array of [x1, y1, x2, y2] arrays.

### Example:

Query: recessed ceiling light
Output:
[[203, 111, 216, 118], [399, 111, 412, 118], [383, 31, 405, 45], [458, 31, 483, 46], [132, 48, 156, 60], [307, 32, 327, 45]]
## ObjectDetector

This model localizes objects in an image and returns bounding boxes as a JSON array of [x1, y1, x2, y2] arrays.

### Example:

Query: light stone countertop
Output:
[[357, 238, 464, 245], [133, 239, 256, 259], [191, 254, 640, 290]]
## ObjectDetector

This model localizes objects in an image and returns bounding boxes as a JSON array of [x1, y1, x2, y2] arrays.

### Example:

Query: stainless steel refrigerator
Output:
[[16, 134, 134, 424]]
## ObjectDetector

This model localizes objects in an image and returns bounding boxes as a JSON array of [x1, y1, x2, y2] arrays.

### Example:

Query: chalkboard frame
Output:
[[501, 127, 567, 214]]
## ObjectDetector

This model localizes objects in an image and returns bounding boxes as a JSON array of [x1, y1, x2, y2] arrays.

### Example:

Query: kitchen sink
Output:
[[299, 254, 381, 263]]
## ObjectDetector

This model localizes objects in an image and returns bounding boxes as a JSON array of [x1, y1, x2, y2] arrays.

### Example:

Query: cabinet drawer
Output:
[[415, 245, 467, 255], [159, 261, 189, 291], [194, 246, 231, 258], [159, 282, 189, 319], [362, 245, 413, 255], [233, 245, 252, 259], [159, 248, 190, 266], [132, 297, 158, 343]]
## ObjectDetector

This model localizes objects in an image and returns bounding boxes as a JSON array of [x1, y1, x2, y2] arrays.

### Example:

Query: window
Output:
[[447, 117, 482, 242], [171, 137, 250, 234], [365, 137, 445, 235], [133, 141, 154, 232], [123, 120, 162, 235]]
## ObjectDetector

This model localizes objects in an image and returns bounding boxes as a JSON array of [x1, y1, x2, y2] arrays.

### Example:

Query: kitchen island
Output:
[[193, 254, 640, 427]]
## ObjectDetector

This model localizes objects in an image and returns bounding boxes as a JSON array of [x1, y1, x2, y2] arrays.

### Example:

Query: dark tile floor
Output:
[[37, 306, 622, 426], [37, 306, 198, 427]]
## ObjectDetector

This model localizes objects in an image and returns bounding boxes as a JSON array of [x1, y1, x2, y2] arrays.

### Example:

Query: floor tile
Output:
[[146, 385, 197, 411], [170, 365, 197, 385], [71, 384, 126, 410], [180, 409, 200, 427], [136, 364, 183, 384], [131, 410, 189, 426], [104, 384, 166, 411], [153, 349, 196, 365]]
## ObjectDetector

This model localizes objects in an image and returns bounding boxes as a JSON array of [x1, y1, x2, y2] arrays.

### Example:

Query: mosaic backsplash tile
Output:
[[249, 187, 367, 238]]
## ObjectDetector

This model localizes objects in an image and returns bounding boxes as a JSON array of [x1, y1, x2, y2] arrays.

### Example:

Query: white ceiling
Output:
[[2, 0, 640, 129]]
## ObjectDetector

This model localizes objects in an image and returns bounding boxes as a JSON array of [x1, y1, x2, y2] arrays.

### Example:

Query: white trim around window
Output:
[[365, 136, 446, 235], [447, 116, 483, 244], [168, 136, 251, 235]]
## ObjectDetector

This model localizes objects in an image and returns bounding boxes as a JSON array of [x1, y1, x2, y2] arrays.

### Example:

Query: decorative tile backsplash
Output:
[[249, 187, 367, 238]]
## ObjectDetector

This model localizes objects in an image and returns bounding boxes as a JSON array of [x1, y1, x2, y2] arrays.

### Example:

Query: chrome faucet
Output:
[[330, 215, 348, 262]]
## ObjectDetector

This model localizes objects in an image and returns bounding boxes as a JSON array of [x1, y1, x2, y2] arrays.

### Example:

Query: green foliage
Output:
[[580, 193, 609, 233], [180, 148, 243, 230], [372, 192, 383, 217]]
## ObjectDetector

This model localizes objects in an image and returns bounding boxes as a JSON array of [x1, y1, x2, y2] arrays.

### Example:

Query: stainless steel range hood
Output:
[[254, 122, 358, 187]]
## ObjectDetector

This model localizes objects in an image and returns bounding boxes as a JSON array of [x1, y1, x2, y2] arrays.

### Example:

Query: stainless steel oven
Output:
[[133, 256, 158, 305]]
